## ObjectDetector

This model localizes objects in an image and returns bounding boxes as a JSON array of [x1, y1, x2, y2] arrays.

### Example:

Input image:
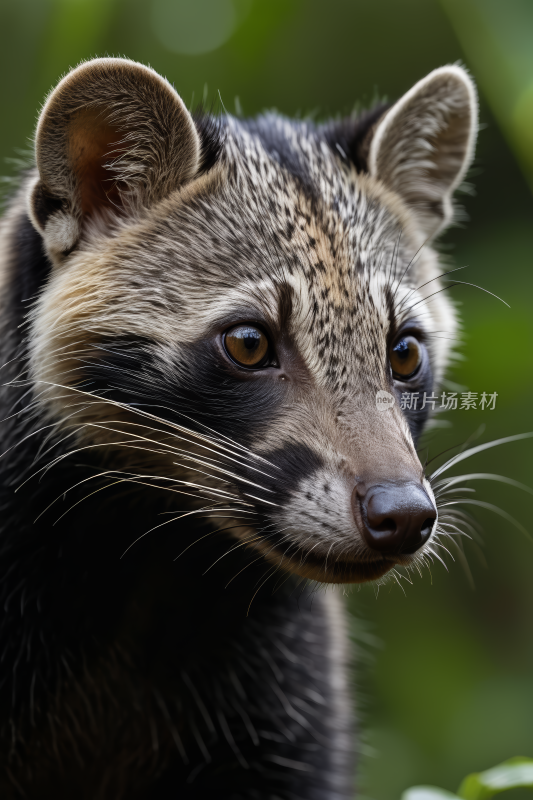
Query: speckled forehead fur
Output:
[[31, 113, 453, 411]]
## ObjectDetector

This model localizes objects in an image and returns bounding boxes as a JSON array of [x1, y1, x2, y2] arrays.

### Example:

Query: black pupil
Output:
[[242, 329, 260, 352], [394, 340, 410, 360]]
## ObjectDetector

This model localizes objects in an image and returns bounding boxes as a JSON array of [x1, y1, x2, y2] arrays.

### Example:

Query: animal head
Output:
[[26, 58, 477, 583]]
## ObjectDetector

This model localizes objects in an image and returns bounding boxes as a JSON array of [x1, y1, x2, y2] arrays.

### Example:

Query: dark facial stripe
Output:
[[81, 335, 285, 449], [81, 336, 326, 542]]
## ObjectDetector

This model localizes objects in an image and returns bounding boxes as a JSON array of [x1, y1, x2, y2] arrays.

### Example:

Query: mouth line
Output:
[[254, 537, 409, 584]]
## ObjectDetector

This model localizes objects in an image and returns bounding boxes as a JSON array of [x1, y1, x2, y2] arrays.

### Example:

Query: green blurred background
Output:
[[0, 0, 531, 797]]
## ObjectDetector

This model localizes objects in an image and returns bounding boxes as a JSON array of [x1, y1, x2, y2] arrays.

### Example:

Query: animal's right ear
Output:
[[28, 58, 200, 258]]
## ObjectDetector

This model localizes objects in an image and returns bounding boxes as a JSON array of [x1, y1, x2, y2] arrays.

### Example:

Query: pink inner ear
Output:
[[68, 107, 126, 217]]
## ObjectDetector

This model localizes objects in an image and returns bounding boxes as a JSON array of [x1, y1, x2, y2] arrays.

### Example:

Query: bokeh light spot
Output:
[[151, 0, 237, 56]]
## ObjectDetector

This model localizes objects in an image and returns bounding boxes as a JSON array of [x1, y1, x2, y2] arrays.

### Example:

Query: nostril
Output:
[[373, 517, 396, 533], [354, 482, 436, 556], [400, 515, 436, 554]]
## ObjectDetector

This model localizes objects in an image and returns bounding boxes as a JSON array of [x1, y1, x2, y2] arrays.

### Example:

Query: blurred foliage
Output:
[[0, 1, 532, 799], [402, 757, 533, 800], [442, 0, 533, 190]]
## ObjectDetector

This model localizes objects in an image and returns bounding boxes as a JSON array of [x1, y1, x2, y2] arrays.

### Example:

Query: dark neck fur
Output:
[[0, 210, 299, 735]]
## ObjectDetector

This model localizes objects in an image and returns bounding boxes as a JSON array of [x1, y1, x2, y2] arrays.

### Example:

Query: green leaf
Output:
[[458, 757, 533, 800], [402, 786, 462, 800]]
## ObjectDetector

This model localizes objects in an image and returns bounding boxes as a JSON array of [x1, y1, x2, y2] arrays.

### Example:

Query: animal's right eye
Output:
[[390, 335, 422, 379], [224, 325, 270, 368]]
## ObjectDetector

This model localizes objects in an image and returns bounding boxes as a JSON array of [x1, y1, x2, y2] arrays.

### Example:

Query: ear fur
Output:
[[368, 65, 478, 240], [28, 57, 200, 256]]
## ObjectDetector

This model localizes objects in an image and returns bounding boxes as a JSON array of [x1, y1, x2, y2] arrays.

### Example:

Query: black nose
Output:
[[355, 482, 436, 556]]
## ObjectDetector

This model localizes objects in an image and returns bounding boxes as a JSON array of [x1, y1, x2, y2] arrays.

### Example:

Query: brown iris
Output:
[[224, 325, 269, 368], [390, 335, 422, 379]]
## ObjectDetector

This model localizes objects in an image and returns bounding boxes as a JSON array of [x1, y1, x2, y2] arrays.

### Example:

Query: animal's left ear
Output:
[[368, 65, 478, 240]]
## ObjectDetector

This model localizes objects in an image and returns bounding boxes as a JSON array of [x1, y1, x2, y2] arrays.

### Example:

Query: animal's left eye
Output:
[[390, 335, 422, 379], [224, 325, 270, 368]]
